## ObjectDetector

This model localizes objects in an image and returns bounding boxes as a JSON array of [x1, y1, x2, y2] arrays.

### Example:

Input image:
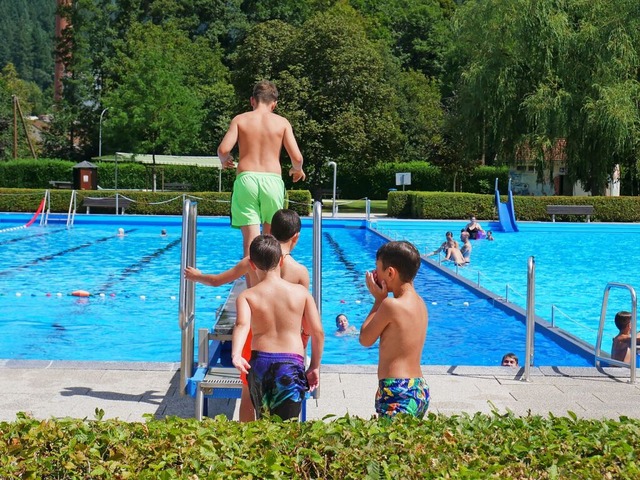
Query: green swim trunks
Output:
[[231, 172, 285, 228]]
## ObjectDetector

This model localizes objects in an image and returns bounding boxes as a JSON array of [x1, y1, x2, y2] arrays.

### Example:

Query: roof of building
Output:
[[112, 153, 222, 168]]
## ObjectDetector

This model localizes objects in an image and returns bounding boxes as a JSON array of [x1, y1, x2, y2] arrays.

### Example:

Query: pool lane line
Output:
[[0, 228, 139, 277], [0, 227, 67, 247], [323, 231, 369, 296], [96, 237, 182, 293]]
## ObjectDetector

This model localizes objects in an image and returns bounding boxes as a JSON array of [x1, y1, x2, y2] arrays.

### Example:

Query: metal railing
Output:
[[312, 200, 322, 315], [179, 199, 198, 395], [523, 256, 536, 382], [66, 190, 77, 227], [594, 282, 637, 383], [40, 190, 50, 226]]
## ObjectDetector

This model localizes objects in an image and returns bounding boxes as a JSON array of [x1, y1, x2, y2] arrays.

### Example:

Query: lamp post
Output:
[[99, 107, 109, 159], [327, 161, 337, 217]]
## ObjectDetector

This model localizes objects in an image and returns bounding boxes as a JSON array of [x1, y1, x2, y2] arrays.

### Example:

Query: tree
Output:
[[103, 22, 206, 182], [446, 0, 640, 194]]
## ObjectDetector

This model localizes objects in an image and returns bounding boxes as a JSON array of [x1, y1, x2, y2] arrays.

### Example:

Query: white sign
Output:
[[396, 172, 411, 186]]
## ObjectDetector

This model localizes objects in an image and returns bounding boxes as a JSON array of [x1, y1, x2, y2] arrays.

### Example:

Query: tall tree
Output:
[[103, 22, 206, 162], [447, 0, 640, 194]]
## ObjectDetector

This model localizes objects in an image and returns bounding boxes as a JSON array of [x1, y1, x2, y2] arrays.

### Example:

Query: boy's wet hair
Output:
[[376, 240, 421, 283], [615, 311, 632, 331], [252, 80, 278, 104], [249, 235, 282, 271], [501, 352, 518, 364], [270, 209, 301, 242]]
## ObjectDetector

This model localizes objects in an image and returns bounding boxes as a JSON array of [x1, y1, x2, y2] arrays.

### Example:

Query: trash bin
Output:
[[73, 161, 98, 190]]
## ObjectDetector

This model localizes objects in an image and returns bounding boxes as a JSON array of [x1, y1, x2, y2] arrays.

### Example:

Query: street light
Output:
[[98, 107, 109, 159], [327, 161, 337, 217]]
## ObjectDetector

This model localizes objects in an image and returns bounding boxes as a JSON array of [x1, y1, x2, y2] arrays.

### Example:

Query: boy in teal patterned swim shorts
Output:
[[360, 241, 430, 418]]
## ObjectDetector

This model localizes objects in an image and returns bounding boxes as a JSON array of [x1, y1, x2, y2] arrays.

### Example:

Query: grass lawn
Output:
[[322, 199, 387, 214]]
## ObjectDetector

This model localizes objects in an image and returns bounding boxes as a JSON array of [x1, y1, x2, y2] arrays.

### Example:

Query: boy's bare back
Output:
[[218, 103, 303, 178], [238, 275, 312, 356], [371, 290, 428, 379]]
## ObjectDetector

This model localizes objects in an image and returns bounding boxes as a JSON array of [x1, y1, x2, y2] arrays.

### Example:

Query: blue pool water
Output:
[[0, 213, 593, 366], [374, 219, 640, 354]]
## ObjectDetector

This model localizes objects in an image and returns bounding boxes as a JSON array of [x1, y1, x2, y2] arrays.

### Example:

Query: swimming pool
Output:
[[374, 219, 640, 356], [0, 213, 590, 366]]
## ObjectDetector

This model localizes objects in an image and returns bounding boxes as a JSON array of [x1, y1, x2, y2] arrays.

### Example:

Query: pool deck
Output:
[[1, 361, 639, 423]]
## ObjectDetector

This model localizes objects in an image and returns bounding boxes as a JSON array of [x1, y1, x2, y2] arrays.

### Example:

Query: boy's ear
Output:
[[248, 259, 258, 271], [291, 231, 300, 245], [279, 255, 284, 267], [386, 266, 398, 281]]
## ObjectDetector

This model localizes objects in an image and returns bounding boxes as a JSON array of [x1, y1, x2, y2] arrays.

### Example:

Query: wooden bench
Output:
[[320, 188, 341, 199], [163, 182, 192, 191], [82, 197, 133, 214], [49, 180, 73, 189], [546, 204, 594, 222]]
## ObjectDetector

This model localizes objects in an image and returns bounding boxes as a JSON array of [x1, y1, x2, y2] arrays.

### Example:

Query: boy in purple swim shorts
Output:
[[231, 235, 324, 420], [360, 241, 430, 419]]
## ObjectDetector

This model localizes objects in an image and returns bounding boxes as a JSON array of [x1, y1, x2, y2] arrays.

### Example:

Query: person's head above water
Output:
[[335, 314, 350, 332], [117, 228, 125, 237], [501, 353, 519, 367]]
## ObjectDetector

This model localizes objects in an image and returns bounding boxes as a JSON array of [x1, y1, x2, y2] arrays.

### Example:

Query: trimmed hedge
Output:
[[1, 412, 639, 478], [0, 189, 313, 217], [338, 162, 510, 199], [389, 191, 640, 222]]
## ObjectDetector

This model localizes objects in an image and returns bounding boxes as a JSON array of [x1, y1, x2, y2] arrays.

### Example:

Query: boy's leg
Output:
[[239, 385, 254, 422]]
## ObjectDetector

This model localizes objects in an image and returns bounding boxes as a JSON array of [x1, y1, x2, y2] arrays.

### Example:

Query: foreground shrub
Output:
[[1, 412, 639, 479]]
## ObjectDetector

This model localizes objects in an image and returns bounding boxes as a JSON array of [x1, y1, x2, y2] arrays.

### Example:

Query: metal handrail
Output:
[[523, 256, 535, 382], [40, 190, 50, 226], [67, 190, 77, 227], [179, 199, 198, 395], [312, 200, 322, 317], [594, 282, 637, 383]]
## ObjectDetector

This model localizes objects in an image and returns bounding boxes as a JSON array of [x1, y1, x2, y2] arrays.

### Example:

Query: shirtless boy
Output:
[[231, 235, 324, 420], [218, 80, 305, 270], [184, 209, 310, 421], [611, 311, 640, 362], [360, 240, 430, 418]]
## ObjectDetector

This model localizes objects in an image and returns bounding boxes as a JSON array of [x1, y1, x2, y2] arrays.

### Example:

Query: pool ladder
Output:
[[179, 199, 197, 396], [594, 283, 637, 384]]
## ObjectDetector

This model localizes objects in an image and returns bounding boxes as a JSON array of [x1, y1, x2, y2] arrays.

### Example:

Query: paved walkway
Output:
[[1, 361, 638, 423]]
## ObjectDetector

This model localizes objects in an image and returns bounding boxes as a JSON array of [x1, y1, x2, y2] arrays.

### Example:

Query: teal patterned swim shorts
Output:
[[375, 377, 430, 418]]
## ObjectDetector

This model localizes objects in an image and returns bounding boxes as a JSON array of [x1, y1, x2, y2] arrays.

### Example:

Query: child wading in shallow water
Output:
[[360, 240, 430, 418]]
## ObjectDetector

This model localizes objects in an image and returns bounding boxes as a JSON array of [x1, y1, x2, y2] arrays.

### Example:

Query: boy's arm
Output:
[[184, 258, 250, 287], [303, 293, 324, 391], [283, 121, 305, 182], [360, 299, 392, 347], [231, 293, 251, 374], [217, 116, 239, 169], [360, 270, 391, 347]]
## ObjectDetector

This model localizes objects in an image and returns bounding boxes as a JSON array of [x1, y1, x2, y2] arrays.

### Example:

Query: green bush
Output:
[[1, 412, 639, 478], [338, 162, 510, 200], [389, 191, 640, 222], [0, 189, 313, 217]]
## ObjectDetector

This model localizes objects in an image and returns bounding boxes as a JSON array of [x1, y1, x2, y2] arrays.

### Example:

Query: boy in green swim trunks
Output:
[[360, 241, 430, 419], [217, 80, 305, 279]]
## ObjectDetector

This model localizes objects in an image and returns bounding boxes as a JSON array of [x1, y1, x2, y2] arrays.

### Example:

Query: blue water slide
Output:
[[494, 178, 519, 233]]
